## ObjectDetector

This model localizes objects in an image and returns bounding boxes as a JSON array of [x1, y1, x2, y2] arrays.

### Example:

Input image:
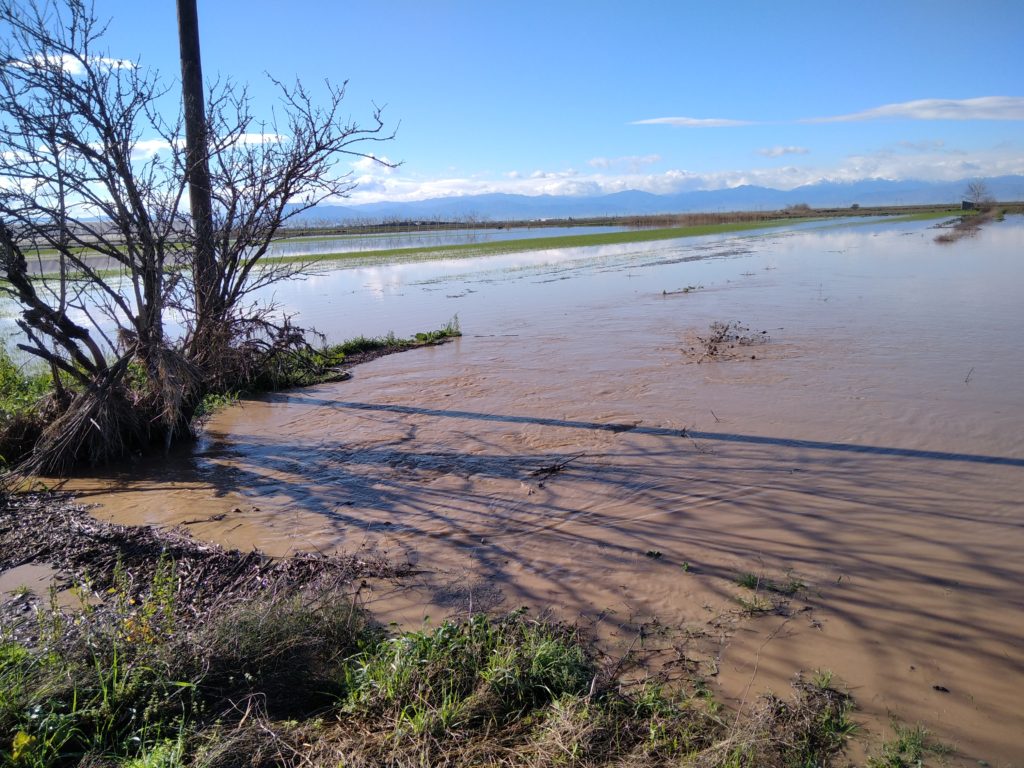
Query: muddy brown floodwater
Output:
[[64, 218, 1024, 765]]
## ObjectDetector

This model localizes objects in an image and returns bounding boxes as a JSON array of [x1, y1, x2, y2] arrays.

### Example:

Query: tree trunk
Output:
[[176, 0, 217, 325]]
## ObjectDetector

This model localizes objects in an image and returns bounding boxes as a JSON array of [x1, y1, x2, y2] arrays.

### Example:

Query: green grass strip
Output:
[[871, 209, 961, 223], [278, 218, 820, 266]]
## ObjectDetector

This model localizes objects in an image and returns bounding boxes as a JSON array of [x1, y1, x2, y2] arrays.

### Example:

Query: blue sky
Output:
[[97, 0, 1024, 203]]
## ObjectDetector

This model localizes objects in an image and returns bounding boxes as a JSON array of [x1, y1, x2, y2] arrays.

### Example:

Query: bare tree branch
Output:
[[0, 0, 395, 470]]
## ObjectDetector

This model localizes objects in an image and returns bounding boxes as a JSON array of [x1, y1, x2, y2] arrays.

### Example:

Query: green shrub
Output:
[[0, 348, 51, 466], [0, 349, 50, 416]]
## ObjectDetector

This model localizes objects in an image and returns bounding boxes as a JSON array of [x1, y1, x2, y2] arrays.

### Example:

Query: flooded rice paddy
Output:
[[264, 224, 631, 258], [66, 217, 1023, 764]]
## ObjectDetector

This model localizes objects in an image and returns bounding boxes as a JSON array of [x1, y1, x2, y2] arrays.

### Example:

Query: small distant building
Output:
[[961, 200, 977, 210]]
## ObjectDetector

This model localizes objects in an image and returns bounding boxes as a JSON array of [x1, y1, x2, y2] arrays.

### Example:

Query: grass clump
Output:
[[192, 391, 239, 423], [867, 721, 955, 767], [344, 611, 593, 734], [735, 571, 805, 596], [333, 315, 462, 357], [0, 350, 50, 416], [518, 674, 855, 768], [934, 207, 999, 244], [733, 570, 805, 615]]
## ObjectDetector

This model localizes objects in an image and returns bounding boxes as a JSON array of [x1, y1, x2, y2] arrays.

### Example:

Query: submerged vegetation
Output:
[[933, 206, 1002, 243], [866, 722, 955, 768], [0, 496, 858, 767], [269, 204, 964, 240], [230, 207, 965, 268], [274, 218, 811, 266], [239, 315, 462, 393]]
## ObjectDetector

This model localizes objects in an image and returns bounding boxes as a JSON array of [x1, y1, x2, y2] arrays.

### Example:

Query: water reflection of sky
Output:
[[4, 216, 1022, 358], [264, 216, 1024, 344]]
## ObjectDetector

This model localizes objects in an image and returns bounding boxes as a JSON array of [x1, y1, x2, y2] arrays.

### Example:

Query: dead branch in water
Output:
[[530, 452, 585, 483], [688, 321, 771, 363]]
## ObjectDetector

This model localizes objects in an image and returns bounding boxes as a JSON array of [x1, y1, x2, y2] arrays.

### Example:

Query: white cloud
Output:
[[825, 146, 1024, 183], [127, 132, 285, 160], [1, 149, 33, 164], [631, 97, 1024, 129], [337, 167, 731, 205], [528, 168, 577, 180], [631, 116, 753, 127], [757, 146, 810, 158], [95, 56, 135, 70], [10, 53, 135, 75], [337, 145, 1024, 206], [131, 138, 172, 159], [352, 154, 395, 174], [807, 96, 1024, 123]]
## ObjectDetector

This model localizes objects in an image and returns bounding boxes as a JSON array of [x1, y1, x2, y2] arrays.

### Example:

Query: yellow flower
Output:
[[12, 731, 36, 761]]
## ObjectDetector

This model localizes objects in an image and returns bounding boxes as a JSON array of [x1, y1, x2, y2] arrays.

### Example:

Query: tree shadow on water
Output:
[[73, 397, 1024, 731]]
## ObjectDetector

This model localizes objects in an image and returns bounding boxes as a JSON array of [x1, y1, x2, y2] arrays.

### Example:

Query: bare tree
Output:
[[0, 0, 393, 471], [965, 180, 994, 207]]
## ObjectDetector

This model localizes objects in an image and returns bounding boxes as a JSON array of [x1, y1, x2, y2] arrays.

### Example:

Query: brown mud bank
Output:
[[0, 493, 409, 628], [43, 221, 1024, 765]]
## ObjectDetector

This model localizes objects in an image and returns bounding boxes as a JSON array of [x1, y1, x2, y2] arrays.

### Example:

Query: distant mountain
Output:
[[286, 175, 1024, 224]]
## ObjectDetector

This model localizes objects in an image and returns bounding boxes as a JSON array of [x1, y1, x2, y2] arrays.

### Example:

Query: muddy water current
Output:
[[66, 218, 1023, 763]]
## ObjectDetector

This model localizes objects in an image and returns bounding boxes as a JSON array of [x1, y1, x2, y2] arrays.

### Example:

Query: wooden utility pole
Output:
[[176, 0, 217, 321]]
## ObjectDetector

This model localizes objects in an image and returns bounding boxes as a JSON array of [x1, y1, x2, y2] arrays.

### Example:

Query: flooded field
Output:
[[64, 217, 1023, 764], [5, 225, 628, 280], [265, 224, 630, 258]]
